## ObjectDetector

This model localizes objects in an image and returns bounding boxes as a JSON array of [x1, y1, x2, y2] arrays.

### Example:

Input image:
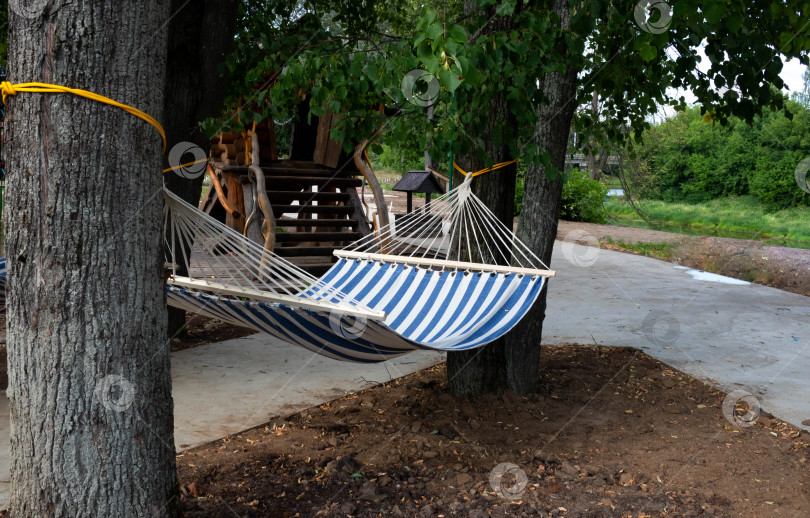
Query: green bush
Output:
[[634, 101, 810, 209], [560, 168, 609, 223], [514, 174, 525, 216]]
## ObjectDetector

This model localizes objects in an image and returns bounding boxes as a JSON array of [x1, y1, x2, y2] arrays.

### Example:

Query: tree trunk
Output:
[[446, 4, 519, 397], [163, 0, 239, 337], [502, 0, 580, 395], [6, 2, 179, 516], [447, 0, 580, 397]]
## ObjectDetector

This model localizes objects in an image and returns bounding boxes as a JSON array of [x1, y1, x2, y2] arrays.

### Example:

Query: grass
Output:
[[604, 196, 810, 244], [600, 176, 624, 190], [373, 168, 402, 191], [601, 236, 674, 260]]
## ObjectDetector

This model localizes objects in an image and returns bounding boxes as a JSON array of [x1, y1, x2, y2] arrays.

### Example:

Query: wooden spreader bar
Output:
[[333, 251, 556, 277]]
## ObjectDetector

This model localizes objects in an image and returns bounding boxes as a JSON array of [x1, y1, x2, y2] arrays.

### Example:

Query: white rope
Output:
[[163, 187, 362, 305], [341, 176, 550, 273]]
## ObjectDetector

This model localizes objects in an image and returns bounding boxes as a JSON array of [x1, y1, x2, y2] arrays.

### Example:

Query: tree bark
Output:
[[446, 4, 519, 397], [502, 0, 580, 395], [446, 0, 580, 397], [6, 2, 179, 516], [162, 0, 239, 337]]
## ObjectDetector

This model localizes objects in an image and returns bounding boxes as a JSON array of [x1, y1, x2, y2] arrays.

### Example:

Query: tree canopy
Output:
[[207, 0, 810, 177]]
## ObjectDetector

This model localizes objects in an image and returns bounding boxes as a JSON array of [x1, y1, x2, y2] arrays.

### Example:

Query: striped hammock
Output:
[[167, 257, 545, 362], [162, 170, 553, 362], [0, 172, 553, 362]]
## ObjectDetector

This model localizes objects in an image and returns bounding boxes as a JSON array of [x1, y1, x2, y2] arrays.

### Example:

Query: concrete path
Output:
[[1, 241, 809, 508], [545, 240, 810, 432]]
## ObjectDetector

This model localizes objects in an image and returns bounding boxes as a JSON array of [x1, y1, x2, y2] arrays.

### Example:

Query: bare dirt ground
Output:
[[176, 346, 810, 517], [170, 313, 255, 353]]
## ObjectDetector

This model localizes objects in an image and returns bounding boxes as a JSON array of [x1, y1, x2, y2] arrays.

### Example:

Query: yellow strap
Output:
[[162, 158, 209, 174], [453, 159, 519, 178], [0, 81, 166, 151]]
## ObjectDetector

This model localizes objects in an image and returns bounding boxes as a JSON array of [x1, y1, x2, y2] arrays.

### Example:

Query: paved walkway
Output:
[[544, 240, 810, 432], [1, 241, 809, 508]]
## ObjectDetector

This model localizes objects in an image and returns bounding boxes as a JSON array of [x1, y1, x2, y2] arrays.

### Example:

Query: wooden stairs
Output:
[[200, 104, 389, 277], [202, 159, 374, 277]]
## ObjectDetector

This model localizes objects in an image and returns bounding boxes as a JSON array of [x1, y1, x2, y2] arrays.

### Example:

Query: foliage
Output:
[[601, 236, 673, 260], [605, 196, 810, 244], [370, 143, 424, 175], [632, 101, 810, 209], [514, 171, 525, 216], [559, 168, 608, 223], [203, 0, 810, 181]]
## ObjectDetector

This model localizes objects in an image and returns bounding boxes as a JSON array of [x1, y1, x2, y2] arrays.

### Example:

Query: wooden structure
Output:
[[392, 170, 445, 213], [201, 102, 388, 276]]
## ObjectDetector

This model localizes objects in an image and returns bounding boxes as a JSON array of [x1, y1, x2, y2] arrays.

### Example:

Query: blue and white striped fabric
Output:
[[167, 258, 546, 363]]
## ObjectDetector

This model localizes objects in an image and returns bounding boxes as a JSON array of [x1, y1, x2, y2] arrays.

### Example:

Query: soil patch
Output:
[[176, 345, 810, 517], [170, 314, 256, 353]]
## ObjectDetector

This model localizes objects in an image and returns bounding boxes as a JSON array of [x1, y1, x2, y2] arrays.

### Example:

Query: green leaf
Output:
[[495, 0, 517, 17], [639, 45, 657, 62], [427, 22, 443, 41], [704, 3, 725, 25], [726, 12, 743, 33], [447, 24, 468, 43], [438, 69, 463, 92], [464, 66, 485, 87]]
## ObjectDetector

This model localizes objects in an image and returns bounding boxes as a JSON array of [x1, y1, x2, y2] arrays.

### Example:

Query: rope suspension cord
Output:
[[0, 81, 166, 151], [452, 158, 519, 178]]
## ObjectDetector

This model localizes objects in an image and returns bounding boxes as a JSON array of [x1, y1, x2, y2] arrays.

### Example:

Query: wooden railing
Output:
[[353, 140, 390, 230]]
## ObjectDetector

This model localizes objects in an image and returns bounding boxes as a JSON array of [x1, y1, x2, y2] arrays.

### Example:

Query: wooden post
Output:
[[425, 193, 431, 213], [406, 192, 413, 213]]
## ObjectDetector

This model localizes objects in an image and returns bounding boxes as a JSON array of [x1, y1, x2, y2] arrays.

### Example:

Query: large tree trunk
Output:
[[446, 0, 580, 397], [5, 2, 179, 516], [446, 4, 519, 397], [502, 0, 580, 395], [163, 0, 239, 337]]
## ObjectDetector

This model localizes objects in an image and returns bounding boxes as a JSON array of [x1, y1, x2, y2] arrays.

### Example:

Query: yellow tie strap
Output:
[[453, 159, 519, 178], [162, 158, 210, 174], [0, 81, 166, 151]]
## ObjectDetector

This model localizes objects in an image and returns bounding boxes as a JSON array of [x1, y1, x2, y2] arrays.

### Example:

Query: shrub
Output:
[[560, 168, 609, 223], [514, 173, 525, 216]]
